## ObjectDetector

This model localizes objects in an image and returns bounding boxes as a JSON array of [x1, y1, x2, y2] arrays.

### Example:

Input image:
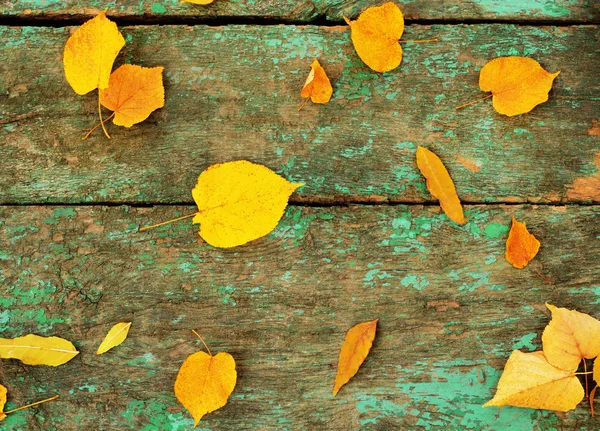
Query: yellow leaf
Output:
[[183, 0, 215, 4], [0, 334, 79, 366], [505, 216, 540, 269], [99, 65, 165, 127], [301, 59, 333, 105], [483, 350, 584, 411], [97, 322, 132, 355], [344, 2, 404, 72], [595, 356, 599, 384], [542, 303, 600, 371], [416, 146, 466, 225], [333, 319, 378, 396], [479, 57, 560, 116], [0, 383, 6, 418], [174, 345, 236, 424], [192, 160, 303, 248], [63, 11, 125, 95]]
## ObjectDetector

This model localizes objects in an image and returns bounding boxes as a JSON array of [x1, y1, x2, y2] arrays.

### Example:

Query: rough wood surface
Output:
[[0, 204, 598, 430], [0, 0, 598, 22], [1, 25, 599, 205]]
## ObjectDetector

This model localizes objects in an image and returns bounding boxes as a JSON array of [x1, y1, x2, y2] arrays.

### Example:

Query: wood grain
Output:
[[0, 204, 598, 430], [1, 24, 598, 205]]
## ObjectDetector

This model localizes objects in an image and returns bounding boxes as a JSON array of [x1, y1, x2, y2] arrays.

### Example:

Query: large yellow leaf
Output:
[[505, 216, 540, 269], [0, 334, 79, 366], [333, 319, 378, 396], [595, 356, 599, 384], [63, 11, 125, 95], [192, 160, 303, 248], [0, 384, 6, 421], [174, 350, 236, 424], [344, 2, 404, 72], [542, 303, 600, 371], [301, 59, 333, 105], [97, 322, 132, 355], [484, 350, 584, 411], [416, 146, 466, 225], [100, 65, 165, 127], [183, 0, 215, 4], [479, 57, 560, 116]]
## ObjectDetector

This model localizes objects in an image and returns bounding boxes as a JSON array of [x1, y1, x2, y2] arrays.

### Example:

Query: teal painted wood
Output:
[[0, 204, 598, 430], [0, 0, 598, 22], [0, 25, 599, 205]]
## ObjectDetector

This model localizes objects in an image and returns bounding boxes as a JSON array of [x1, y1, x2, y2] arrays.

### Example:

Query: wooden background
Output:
[[0, 0, 599, 430]]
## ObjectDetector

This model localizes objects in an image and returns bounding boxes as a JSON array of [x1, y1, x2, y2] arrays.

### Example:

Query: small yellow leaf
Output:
[[301, 59, 333, 105], [479, 57, 560, 116], [505, 216, 540, 269], [99, 65, 165, 127], [542, 303, 600, 371], [344, 2, 404, 72], [483, 350, 584, 411], [0, 383, 6, 414], [192, 160, 303, 248], [183, 0, 214, 4], [174, 351, 236, 424], [97, 322, 132, 355], [333, 319, 378, 396], [63, 11, 125, 95], [0, 334, 79, 366], [416, 146, 466, 225]]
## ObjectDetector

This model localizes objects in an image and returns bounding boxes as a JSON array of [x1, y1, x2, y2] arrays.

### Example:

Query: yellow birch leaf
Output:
[[542, 303, 600, 371], [97, 322, 132, 355], [183, 0, 215, 4], [416, 146, 466, 225], [483, 350, 584, 411], [192, 160, 304, 248], [333, 319, 378, 396], [595, 356, 599, 384], [0, 384, 6, 421], [99, 65, 165, 127], [0, 334, 79, 366], [479, 57, 560, 116], [505, 216, 540, 269], [301, 59, 333, 105], [344, 2, 404, 72], [174, 340, 236, 425], [63, 11, 125, 95]]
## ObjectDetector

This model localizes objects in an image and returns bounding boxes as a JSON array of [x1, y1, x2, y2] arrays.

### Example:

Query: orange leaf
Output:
[[0, 384, 6, 421], [333, 319, 377, 396], [505, 216, 540, 269], [344, 2, 404, 72], [483, 350, 584, 412], [542, 303, 600, 372], [479, 57, 560, 116], [301, 59, 332, 105], [99, 65, 165, 127], [416, 146, 466, 225]]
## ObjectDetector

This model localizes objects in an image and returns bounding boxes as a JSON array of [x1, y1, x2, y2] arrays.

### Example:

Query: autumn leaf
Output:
[[505, 216, 540, 269], [542, 304, 600, 372], [416, 146, 466, 225], [174, 332, 236, 425], [0, 384, 6, 421], [191, 160, 304, 248], [99, 65, 165, 127], [333, 319, 378, 396], [344, 2, 404, 72], [183, 0, 215, 4], [97, 322, 132, 355], [595, 356, 599, 384], [0, 334, 79, 366], [63, 11, 125, 95], [479, 57, 560, 116], [484, 350, 584, 412], [300, 59, 332, 106]]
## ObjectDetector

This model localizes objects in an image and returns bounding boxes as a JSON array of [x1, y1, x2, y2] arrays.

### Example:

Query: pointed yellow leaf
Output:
[[505, 216, 540, 269], [192, 160, 304, 248], [99, 65, 165, 127], [174, 351, 236, 425], [484, 350, 584, 411], [333, 319, 378, 396], [97, 322, 132, 355], [0, 334, 79, 366], [301, 59, 333, 104], [479, 57, 560, 116], [63, 11, 125, 95], [416, 146, 466, 225], [542, 303, 600, 371]]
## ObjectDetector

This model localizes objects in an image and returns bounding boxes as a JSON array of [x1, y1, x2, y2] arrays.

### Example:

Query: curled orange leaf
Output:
[[301, 59, 332, 105], [505, 216, 540, 269]]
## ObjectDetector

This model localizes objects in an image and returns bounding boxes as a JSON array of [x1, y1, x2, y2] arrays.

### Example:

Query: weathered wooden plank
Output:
[[0, 204, 598, 430], [1, 24, 599, 205], [0, 0, 598, 22]]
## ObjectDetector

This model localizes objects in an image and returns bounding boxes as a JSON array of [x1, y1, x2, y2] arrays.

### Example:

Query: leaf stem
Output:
[[530, 263, 551, 283], [574, 371, 593, 375], [138, 212, 198, 232], [455, 94, 492, 110], [191, 330, 212, 356], [584, 359, 589, 397], [591, 384, 597, 416], [400, 38, 438, 44], [298, 98, 309, 111], [4, 395, 59, 414], [82, 112, 115, 141], [98, 90, 111, 139]]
